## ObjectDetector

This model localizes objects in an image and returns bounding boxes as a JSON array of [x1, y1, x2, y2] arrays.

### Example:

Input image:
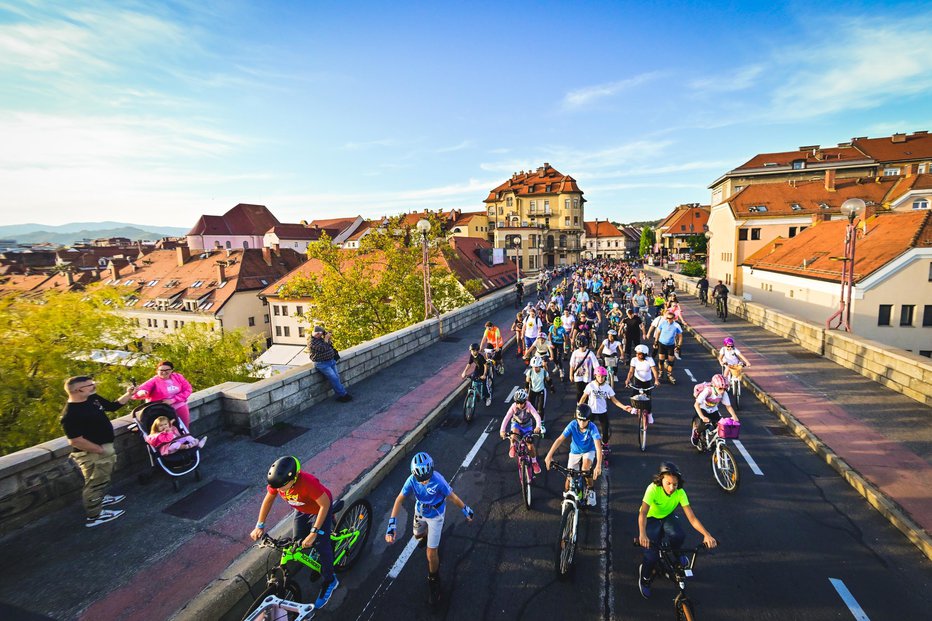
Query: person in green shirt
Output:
[[637, 462, 717, 599]]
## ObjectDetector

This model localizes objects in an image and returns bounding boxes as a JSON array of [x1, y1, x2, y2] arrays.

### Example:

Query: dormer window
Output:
[[913, 199, 930, 210], [191, 280, 203, 288], [147, 280, 158, 287], [792, 160, 806, 169], [748, 205, 768, 213], [791, 203, 802, 211], [819, 202, 831, 210]]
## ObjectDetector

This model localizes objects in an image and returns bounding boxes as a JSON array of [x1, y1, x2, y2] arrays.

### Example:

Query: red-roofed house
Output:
[[741, 211, 932, 353], [583, 220, 629, 259], [305, 216, 366, 246], [263, 224, 325, 254], [484, 163, 585, 271], [450, 211, 490, 239], [651, 205, 710, 258], [187, 203, 281, 251]]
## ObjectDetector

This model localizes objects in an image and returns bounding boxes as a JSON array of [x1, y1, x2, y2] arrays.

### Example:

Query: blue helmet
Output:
[[411, 452, 434, 482]]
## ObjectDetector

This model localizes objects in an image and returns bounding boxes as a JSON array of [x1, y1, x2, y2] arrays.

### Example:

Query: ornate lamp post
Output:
[[826, 198, 864, 332], [416, 219, 439, 325], [512, 235, 522, 281], [704, 230, 713, 279]]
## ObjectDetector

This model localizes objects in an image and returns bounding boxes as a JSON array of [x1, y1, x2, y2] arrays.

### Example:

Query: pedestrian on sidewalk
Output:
[[308, 325, 352, 402], [60, 376, 134, 527], [132, 360, 194, 427]]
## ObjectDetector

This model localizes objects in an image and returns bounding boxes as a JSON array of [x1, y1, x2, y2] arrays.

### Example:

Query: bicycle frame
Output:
[[264, 529, 360, 575]]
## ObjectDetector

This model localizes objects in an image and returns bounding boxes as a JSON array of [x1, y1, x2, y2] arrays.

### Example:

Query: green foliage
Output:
[[463, 279, 483, 296], [148, 323, 265, 389], [0, 289, 137, 456], [639, 226, 656, 257], [680, 260, 706, 277], [685, 234, 707, 255], [278, 215, 473, 349]]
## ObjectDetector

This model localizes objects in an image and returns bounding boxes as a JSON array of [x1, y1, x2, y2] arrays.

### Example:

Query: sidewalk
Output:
[[678, 294, 932, 559], [0, 300, 523, 621]]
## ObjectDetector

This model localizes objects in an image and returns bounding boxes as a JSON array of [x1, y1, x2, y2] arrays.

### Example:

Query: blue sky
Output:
[[2, 0, 931, 228]]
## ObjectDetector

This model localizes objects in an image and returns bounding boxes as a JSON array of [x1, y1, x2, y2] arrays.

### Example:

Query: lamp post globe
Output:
[[416, 218, 431, 235], [840, 198, 865, 223]]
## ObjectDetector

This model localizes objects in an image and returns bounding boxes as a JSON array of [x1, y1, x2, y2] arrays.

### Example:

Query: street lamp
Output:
[[704, 230, 713, 279], [826, 198, 864, 332], [512, 235, 522, 281], [416, 219, 440, 328]]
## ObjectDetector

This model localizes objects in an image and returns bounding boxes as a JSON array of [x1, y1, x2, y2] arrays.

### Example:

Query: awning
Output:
[[255, 344, 311, 367]]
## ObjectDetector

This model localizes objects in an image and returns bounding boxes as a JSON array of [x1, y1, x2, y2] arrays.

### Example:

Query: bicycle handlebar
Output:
[[504, 432, 542, 441], [550, 462, 594, 477], [625, 384, 656, 393]]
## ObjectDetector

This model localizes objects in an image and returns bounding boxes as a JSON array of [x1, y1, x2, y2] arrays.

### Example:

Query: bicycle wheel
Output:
[[675, 593, 696, 621], [690, 416, 703, 451], [712, 443, 740, 492], [732, 379, 741, 409], [520, 460, 533, 510], [556, 505, 577, 578], [486, 374, 494, 402], [638, 411, 648, 452], [463, 389, 476, 423], [334, 499, 372, 572]]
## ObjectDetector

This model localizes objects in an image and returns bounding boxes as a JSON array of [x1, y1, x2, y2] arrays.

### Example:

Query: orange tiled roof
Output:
[[735, 145, 867, 171], [656, 204, 707, 231], [728, 177, 900, 217], [0, 269, 98, 297], [584, 221, 625, 237], [453, 211, 486, 226], [852, 131, 932, 163], [743, 210, 932, 282], [344, 221, 373, 242], [444, 237, 519, 297], [267, 224, 324, 241], [187, 204, 280, 236], [484, 163, 583, 203], [657, 206, 708, 236]]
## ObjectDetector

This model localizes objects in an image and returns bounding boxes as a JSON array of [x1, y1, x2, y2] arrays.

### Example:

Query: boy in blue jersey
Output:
[[543, 404, 603, 506], [385, 452, 474, 605]]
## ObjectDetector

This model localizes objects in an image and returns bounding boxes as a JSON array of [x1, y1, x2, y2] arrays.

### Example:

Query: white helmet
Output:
[[635, 344, 649, 355], [530, 355, 544, 367]]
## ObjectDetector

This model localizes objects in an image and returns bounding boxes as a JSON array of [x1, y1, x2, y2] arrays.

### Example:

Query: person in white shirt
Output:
[[717, 337, 751, 381]]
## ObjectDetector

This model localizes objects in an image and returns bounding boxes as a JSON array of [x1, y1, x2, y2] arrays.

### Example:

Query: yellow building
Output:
[[484, 163, 585, 272]]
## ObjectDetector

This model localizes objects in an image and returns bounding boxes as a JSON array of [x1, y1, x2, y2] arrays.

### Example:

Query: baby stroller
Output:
[[130, 402, 202, 491]]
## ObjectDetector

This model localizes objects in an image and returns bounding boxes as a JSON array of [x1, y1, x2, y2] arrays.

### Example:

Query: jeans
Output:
[[294, 509, 335, 584], [315, 359, 348, 397], [642, 515, 685, 579], [71, 444, 117, 518]]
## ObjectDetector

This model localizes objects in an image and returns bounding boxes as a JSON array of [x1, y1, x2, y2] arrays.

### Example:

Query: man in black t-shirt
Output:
[[60, 376, 134, 527], [461, 343, 491, 406], [621, 309, 644, 364]]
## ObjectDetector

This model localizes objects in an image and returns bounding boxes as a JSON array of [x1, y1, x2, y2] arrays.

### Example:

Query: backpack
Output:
[[692, 382, 710, 398]]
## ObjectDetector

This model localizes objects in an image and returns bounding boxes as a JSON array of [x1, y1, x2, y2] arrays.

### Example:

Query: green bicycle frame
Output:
[[276, 529, 360, 573]]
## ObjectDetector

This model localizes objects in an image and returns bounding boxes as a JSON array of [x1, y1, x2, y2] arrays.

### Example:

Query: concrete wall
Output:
[[647, 267, 932, 406], [0, 285, 524, 535]]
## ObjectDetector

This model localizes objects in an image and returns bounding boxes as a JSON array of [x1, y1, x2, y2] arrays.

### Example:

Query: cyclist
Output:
[[637, 462, 718, 599], [548, 317, 567, 378], [696, 275, 709, 306], [625, 344, 661, 423], [652, 291, 666, 319], [499, 388, 543, 473], [251, 456, 340, 609], [511, 311, 525, 358], [712, 280, 729, 320], [460, 343, 491, 407], [571, 311, 595, 347], [718, 337, 751, 381], [522, 307, 544, 351], [523, 333, 554, 367], [633, 289, 649, 319], [606, 302, 624, 331], [514, 280, 524, 309], [620, 308, 643, 365], [569, 335, 599, 401], [596, 329, 623, 382], [578, 366, 632, 450], [665, 294, 682, 322], [544, 404, 603, 505], [692, 374, 739, 446], [479, 320, 504, 371], [385, 452, 474, 606], [651, 312, 683, 384], [525, 355, 555, 430]]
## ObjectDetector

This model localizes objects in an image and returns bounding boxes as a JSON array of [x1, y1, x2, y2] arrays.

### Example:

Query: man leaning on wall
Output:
[[307, 326, 353, 403]]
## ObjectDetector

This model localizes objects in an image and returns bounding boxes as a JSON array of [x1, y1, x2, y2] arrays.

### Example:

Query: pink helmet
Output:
[[711, 373, 727, 390], [595, 366, 608, 376], [723, 337, 735, 347]]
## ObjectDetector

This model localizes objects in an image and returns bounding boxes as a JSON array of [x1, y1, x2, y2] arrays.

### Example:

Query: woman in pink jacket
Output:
[[133, 361, 194, 427]]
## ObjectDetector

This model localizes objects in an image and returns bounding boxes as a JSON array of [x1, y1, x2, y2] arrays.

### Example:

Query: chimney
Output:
[[891, 133, 907, 143], [262, 247, 272, 266], [109, 261, 121, 280], [272, 243, 280, 255], [824, 169, 836, 192], [65, 270, 74, 286], [811, 213, 829, 225], [216, 261, 226, 283], [214, 241, 222, 250], [904, 163, 917, 177], [176, 246, 190, 267], [863, 203, 877, 220]]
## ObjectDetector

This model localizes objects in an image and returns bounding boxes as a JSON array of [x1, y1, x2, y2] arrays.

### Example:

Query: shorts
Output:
[[510, 421, 534, 436], [657, 342, 676, 357], [567, 451, 596, 470], [413, 509, 446, 549]]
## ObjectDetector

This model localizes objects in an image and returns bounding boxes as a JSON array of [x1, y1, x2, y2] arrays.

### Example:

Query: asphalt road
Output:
[[231, 328, 932, 621]]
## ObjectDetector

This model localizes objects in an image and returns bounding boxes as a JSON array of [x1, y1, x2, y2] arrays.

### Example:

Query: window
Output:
[[751, 228, 761, 240], [248, 316, 255, 327], [573, 199, 579, 209], [565, 217, 570, 227], [739, 229, 748, 241], [901, 305, 915, 326], [273, 305, 280, 316], [243, 241, 249, 249], [264, 314, 270, 324], [725, 273, 732, 285], [883, 167, 900, 176], [498, 206, 504, 215], [529, 200, 536, 212], [573, 216, 579, 225], [295, 305, 303, 315], [298, 327, 305, 338], [929, 262, 932, 281], [506, 197, 513, 207], [791, 203, 802, 211], [789, 227, 798, 238], [275, 326, 282, 337], [565, 199, 570, 210], [546, 184, 552, 192], [283, 326, 291, 337], [680, 225, 687, 231], [225, 241, 232, 249], [792, 160, 806, 170], [878, 304, 893, 326], [163, 319, 168, 328], [919, 164, 927, 174], [191, 280, 203, 288], [920, 350, 931, 358], [913, 199, 929, 210], [923, 305, 932, 327]]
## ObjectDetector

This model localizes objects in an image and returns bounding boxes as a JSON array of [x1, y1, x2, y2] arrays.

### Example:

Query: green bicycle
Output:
[[242, 498, 372, 620]]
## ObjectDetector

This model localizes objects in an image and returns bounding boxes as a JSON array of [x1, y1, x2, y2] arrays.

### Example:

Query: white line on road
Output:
[[461, 424, 493, 470], [829, 578, 871, 621], [684, 368, 697, 383], [732, 440, 764, 475], [504, 385, 518, 403], [387, 537, 419, 579]]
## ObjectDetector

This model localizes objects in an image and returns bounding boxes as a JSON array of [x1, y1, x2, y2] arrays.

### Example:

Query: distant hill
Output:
[[0, 222, 188, 245]]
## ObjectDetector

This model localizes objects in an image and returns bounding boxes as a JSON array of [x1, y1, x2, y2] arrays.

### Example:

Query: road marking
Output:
[[387, 537, 419, 579], [732, 440, 764, 475], [505, 385, 518, 403], [684, 368, 696, 382], [829, 578, 871, 621], [461, 422, 494, 470]]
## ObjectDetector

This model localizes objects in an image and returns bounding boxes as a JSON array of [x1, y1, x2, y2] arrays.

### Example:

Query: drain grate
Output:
[[254, 423, 309, 447], [163, 479, 249, 520], [765, 425, 794, 437]]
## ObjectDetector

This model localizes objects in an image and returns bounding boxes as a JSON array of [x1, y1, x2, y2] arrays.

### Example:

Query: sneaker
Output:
[[314, 575, 340, 609], [587, 490, 597, 506], [647, 414, 654, 424], [508, 444, 516, 459], [667, 374, 677, 385], [336, 394, 353, 402], [101, 494, 125, 507], [427, 575, 442, 605], [638, 564, 652, 599], [690, 428, 700, 447], [540, 421, 547, 436], [532, 460, 541, 475], [485, 397, 492, 407], [86, 508, 125, 527]]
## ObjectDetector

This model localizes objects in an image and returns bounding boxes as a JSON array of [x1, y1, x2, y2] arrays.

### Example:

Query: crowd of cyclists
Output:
[[252, 258, 744, 613]]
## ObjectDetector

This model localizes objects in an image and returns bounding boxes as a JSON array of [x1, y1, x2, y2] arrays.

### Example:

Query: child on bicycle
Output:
[[718, 337, 751, 381], [692, 374, 739, 446], [251, 456, 340, 609], [461, 342, 491, 407], [637, 462, 717, 599], [385, 452, 474, 605], [146, 415, 205, 456], [544, 404, 603, 506], [499, 389, 543, 473], [578, 366, 633, 455], [524, 356, 555, 431]]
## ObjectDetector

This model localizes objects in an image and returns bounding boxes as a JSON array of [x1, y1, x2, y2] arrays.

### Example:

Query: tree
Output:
[[0, 289, 138, 456], [278, 215, 474, 349], [639, 226, 656, 257], [680, 260, 706, 277], [685, 234, 707, 255], [148, 322, 265, 390]]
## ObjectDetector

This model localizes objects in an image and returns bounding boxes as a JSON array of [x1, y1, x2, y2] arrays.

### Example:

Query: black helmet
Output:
[[659, 461, 681, 478], [469, 342, 480, 352], [575, 404, 593, 420], [576, 335, 589, 348], [267, 456, 301, 489]]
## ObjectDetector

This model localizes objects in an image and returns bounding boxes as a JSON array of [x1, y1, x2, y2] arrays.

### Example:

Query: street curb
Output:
[[172, 335, 517, 621], [681, 318, 932, 563]]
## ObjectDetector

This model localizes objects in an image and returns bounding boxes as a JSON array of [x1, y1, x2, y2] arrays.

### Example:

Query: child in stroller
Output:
[[146, 415, 206, 456], [131, 402, 203, 489]]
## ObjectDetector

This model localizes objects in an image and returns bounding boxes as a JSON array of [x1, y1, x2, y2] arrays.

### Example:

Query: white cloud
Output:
[[689, 65, 762, 93], [561, 71, 664, 109]]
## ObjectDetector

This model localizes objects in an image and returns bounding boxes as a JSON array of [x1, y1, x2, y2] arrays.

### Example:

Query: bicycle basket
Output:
[[629, 394, 650, 410], [603, 356, 618, 367], [717, 419, 741, 439]]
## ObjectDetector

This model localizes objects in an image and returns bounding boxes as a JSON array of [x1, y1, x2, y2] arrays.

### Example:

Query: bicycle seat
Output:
[[331, 499, 345, 514]]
